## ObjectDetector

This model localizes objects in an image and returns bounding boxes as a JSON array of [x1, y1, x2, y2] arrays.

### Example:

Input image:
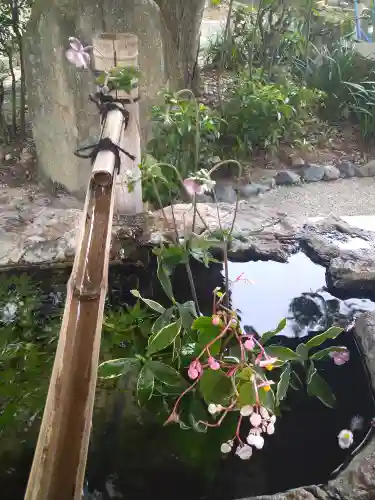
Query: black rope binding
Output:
[[74, 91, 140, 174]]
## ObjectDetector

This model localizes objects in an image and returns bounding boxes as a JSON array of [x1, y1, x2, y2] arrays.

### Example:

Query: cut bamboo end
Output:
[[92, 171, 112, 186]]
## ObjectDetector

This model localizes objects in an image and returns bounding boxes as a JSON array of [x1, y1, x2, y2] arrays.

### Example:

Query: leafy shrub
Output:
[[205, 3, 306, 75], [144, 92, 224, 205], [295, 41, 375, 137], [221, 74, 324, 155]]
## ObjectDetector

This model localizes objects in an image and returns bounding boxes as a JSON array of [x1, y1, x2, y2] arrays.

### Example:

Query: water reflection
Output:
[[228, 253, 375, 337]]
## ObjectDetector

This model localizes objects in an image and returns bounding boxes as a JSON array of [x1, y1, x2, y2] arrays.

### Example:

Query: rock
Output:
[[323, 165, 340, 181], [357, 159, 375, 177], [274, 171, 300, 186], [300, 234, 341, 266], [336, 160, 357, 178], [290, 155, 305, 168], [302, 164, 325, 182], [24, 0, 175, 199], [258, 176, 276, 189], [237, 183, 270, 199], [214, 183, 237, 203], [327, 250, 375, 295], [237, 184, 260, 198]]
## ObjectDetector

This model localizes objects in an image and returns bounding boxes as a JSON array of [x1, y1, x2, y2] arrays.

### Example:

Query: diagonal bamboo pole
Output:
[[25, 33, 141, 500], [24, 104, 127, 500]]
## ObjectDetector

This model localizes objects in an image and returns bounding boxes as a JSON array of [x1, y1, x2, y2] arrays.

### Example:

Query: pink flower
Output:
[[208, 356, 220, 370], [250, 412, 262, 427], [66, 37, 91, 69], [212, 315, 220, 326], [188, 359, 203, 380], [244, 337, 255, 351], [183, 178, 204, 197], [330, 349, 350, 366], [256, 356, 278, 370]]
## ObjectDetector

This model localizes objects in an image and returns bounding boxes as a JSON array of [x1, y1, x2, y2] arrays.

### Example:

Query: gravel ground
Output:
[[253, 178, 375, 220]]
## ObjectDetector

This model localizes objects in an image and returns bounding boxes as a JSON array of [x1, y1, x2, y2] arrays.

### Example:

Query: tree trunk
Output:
[[10, 0, 25, 137], [155, 0, 205, 92], [6, 47, 17, 137]]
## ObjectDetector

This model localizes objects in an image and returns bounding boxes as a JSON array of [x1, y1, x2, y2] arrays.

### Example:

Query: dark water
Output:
[[229, 253, 375, 337], [1, 218, 375, 499]]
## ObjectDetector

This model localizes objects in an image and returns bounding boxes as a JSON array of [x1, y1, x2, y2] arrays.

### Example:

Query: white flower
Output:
[[240, 405, 253, 417], [247, 433, 257, 446], [236, 444, 253, 460], [253, 435, 264, 450], [270, 415, 276, 424], [208, 404, 222, 415], [220, 441, 233, 454], [338, 429, 354, 449], [2, 302, 18, 324], [250, 412, 262, 427], [267, 423, 275, 435], [259, 407, 269, 420]]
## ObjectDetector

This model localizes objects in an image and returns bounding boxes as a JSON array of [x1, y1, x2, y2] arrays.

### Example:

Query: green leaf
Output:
[[307, 370, 336, 408], [152, 307, 175, 334], [130, 290, 166, 314], [276, 363, 291, 405], [265, 345, 299, 361], [192, 316, 216, 331], [258, 386, 275, 412], [189, 398, 208, 433], [289, 370, 303, 390], [199, 369, 234, 405], [98, 358, 139, 379], [310, 346, 348, 361], [261, 318, 287, 344], [193, 316, 221, 356], [157, 257, 174, 300], [147, 319, 182, 356], [238, 381, 257, 407], [305, 326, 344, 350], [198, 330, 221, 356], [236, 367, 254, 382], [177, 301, 198, 330], [296, 343, 309, 361], [147, 360, 187, 387], [137, 365, 155, 406]]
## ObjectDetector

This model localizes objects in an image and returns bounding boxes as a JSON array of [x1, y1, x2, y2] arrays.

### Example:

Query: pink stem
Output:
[[234, 330, 245, 362], [197, 320, 232, 360], [168, 377, 200, 418], [235, 415, 244, 445]]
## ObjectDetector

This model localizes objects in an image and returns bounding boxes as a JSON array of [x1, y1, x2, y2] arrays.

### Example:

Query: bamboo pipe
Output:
[[24, 106, 125, 500]]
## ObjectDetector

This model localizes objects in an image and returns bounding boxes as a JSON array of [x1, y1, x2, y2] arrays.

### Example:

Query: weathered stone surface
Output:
[[238, 183, 270, 198], [337, 161, 357, 178], [151, 201, 301, 262], [358, 160, 375, 178], [214, 183, 237, 203], [302, 164, 325, 182], [323, 165, 340, 181], [275, 171, 300, 186], [257, 176, 276, 189], [25, 0, 172, 198], [328, 252, 375, 294]]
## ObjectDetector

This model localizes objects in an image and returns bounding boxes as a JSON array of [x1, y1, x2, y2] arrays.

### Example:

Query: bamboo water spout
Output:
[[24, 32, 141, 500], [24, 123, 120, 500]]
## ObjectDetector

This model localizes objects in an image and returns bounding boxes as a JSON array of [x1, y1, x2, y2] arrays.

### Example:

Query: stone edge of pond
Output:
[[2, 202, 375, 299], [247, 311, 375, 500]]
